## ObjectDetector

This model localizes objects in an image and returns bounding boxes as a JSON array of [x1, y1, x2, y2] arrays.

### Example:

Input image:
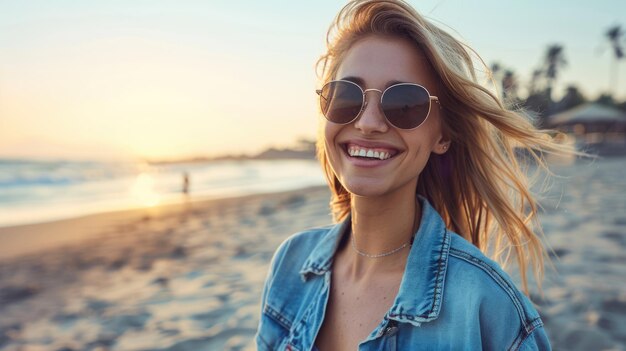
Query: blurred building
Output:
[[547, 103, 626, 155]]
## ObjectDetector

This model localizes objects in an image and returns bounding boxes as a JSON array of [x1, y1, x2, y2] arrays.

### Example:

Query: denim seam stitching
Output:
[[507, 323, 527, 351], [425, 228, 450, 318], [448, 248, 527, 327], [299, 228, 336, 277], [263, 303, 293, 331], [388, 227, 450, 321], [508, 318, 543, 351]]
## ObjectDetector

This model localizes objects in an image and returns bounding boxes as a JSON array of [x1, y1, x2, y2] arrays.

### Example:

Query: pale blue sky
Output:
[[1, 1, 624, 160]]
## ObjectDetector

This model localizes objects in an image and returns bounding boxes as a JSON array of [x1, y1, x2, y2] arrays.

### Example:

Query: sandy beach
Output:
[[0, 157, 625, 350], [0, 186, 333, 351]]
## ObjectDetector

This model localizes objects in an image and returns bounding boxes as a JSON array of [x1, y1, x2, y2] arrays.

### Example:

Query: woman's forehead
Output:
[[336, 35, 437, 90]]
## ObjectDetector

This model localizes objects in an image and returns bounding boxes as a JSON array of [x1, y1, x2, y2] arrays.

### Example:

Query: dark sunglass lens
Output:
[[319, 81, 363, 124], [382, 84, 430, 129]]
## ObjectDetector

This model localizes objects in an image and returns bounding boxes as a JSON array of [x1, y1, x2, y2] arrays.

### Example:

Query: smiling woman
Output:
[[256, 0, 575, 350], [322, 36, 448, 200]]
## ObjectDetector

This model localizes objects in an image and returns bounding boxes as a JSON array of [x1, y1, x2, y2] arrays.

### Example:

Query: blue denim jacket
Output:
[[256, 195, 551, 350]]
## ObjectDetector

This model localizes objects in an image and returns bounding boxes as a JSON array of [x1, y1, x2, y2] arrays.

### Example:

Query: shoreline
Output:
[[0, 157, 325, 229], [0, 185, 330, 261]]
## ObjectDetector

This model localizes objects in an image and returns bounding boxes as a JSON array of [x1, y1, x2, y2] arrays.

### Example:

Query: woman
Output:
[[257, 1, 570, 350]]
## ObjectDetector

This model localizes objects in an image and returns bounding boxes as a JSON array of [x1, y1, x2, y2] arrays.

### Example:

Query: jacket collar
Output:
[[299, 195, 451, 326]]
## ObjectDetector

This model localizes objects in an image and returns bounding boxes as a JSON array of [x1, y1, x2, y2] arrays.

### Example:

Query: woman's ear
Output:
[[432, 137, 451, 155]]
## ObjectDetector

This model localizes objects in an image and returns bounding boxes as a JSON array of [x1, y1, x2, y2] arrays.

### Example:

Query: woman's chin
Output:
[[341, 180, 391, 198]]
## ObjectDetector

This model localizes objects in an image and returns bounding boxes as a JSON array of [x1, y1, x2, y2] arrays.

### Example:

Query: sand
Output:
[[0, 187, 333, 351], [530, 157, 626, 350], [0, 157, 625, 350]]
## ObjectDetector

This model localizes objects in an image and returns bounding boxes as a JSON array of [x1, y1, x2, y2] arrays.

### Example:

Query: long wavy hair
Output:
[[315, 0, 577, 294]]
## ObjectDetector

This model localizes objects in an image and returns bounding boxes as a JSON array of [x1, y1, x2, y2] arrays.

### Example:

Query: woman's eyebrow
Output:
[[340, 76, 365, 86], [387, 79, 406, 86], [339, 76, 411, 88]]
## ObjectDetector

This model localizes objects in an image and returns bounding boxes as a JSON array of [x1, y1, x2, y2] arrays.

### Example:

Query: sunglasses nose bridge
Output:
[[362, 88, 383, 94], [360, 88, 383, 111], [355, 88, 389, 132]]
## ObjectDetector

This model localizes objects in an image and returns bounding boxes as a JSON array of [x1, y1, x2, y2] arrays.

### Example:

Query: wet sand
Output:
[[0, 157, 625, 350]]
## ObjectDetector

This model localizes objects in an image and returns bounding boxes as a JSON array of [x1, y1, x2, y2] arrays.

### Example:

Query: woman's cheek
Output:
[[323, 122, 344, 177]]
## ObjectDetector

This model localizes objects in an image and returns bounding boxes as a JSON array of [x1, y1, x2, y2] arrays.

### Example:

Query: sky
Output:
[[1, 0, 625, 161]]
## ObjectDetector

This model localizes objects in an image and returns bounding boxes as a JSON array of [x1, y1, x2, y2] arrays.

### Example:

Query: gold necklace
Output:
[[350, 210, 418, 258]]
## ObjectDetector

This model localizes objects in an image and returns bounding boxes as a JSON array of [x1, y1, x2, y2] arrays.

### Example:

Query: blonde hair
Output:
[[315, 0, 577, 294]]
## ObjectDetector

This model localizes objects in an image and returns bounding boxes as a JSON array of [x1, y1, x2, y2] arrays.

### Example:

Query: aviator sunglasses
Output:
[[316, 80, 440, 130]]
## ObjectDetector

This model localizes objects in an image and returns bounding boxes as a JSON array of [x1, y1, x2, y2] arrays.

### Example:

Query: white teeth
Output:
[[347, 146, 392, 160]]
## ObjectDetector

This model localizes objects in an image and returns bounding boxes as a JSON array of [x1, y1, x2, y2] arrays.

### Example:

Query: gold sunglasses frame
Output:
[[316, 79, 440, 130]]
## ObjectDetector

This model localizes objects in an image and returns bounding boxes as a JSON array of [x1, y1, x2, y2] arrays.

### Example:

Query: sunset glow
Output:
[[1, 1, 624, 160], [130, 173, 160, 207]]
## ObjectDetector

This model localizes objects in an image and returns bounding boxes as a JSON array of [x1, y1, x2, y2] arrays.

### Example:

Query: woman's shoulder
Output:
[[446, 231, 534, 306], [258, 225, 338, 335], [443, 231, 548, 349]]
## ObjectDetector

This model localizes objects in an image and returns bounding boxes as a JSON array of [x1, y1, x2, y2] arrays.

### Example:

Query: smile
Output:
[[342, 142, 400, 162]]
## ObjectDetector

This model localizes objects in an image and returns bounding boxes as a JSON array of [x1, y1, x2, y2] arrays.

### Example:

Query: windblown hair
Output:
[[315, 0, 577, 294]]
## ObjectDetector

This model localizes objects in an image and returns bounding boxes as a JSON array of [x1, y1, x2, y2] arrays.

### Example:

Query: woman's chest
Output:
[[258, 272, 480, 351], [314, 272, 402, 350]]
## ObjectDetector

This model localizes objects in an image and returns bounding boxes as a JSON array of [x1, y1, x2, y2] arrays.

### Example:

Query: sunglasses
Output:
[[316, 80, 440, 130]]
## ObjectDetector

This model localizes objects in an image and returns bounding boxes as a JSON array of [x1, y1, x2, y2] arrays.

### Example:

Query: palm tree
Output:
[[605, 25, 624, 95], [528, 68, 543, 95], [544, 44, 567, 102], [524, 68, 550, 127], [557, 85, 586, 112], [490, 62, 502, 78], [502, 70, 518, 100]]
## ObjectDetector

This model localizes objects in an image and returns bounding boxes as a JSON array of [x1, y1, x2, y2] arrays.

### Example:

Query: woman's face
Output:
[[323, 35, 449, 198]]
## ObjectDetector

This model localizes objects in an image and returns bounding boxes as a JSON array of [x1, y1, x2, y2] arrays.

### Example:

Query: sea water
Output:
[[0, 159, 325, 227]]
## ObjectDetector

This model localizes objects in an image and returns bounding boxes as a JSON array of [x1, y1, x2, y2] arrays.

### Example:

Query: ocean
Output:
[[0, 158, 326, 227], [3, 156, 624, 228]]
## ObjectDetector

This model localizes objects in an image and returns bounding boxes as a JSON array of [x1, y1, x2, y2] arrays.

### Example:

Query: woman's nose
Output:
[[353, 90, 389, 134]]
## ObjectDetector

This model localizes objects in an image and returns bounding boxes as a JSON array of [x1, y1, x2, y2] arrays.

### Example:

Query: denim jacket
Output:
[[256, 195, 551, 350]]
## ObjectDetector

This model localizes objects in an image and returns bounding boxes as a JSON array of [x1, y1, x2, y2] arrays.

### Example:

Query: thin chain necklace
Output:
[[350, 209, 418, 259]]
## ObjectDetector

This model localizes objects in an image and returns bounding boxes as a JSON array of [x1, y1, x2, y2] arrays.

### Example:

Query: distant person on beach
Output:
[[182, 172, 190, 195], [257, 1, 573, 350]]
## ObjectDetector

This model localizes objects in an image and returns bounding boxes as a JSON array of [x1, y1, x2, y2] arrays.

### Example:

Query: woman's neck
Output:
[[344, 184, 421, 279]]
